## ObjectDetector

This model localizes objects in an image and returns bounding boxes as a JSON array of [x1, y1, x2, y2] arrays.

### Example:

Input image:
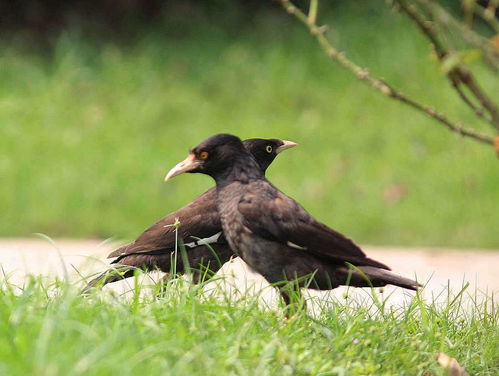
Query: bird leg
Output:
[[279, 282, 306, 319], [157, 264, 217, 297], [155, 273, 172, 297]]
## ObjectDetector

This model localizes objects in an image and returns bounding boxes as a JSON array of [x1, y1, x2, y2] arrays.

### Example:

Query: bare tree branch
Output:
[[471, 0, 499, 34], [278, 0, 495, 146], [395, 0, 499, 130], [417, 0, 499, 72]]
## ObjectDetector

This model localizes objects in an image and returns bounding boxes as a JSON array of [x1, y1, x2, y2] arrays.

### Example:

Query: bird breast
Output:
[[216, 182, 252, 257]]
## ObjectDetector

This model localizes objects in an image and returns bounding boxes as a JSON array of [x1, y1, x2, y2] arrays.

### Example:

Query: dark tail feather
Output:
[[80, 266, 139, 295], [358, 266, 421, 290], [346, 265, 421, 291]]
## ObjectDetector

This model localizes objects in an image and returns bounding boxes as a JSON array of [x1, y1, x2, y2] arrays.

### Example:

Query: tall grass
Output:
[[0, 4, 497, 247], [0, 275, 497, 375]]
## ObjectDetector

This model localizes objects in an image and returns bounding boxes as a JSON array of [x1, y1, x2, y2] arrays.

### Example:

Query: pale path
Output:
[[0, 238, 497, 310]]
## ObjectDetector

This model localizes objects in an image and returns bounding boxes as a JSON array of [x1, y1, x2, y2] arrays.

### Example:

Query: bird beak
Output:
[[164, 153, 201, 182], [276, 140, 298, 154]]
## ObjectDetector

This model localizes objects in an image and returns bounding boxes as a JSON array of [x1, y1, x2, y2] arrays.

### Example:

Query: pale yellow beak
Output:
[[276, 140, 298, 154], [164, 153, 201, 182]]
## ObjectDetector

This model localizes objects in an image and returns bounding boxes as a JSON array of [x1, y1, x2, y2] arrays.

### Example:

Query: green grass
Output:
[[0, 276, 497, 375], [0, 4, 498, 247]]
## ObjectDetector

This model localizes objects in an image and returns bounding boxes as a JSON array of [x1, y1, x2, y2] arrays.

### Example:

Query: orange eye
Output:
[[199, 151, 209, 160]]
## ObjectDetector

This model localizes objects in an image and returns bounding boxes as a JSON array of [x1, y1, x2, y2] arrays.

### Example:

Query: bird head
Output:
[[243, 138, 297, 172], [165, 134, 249, 181]]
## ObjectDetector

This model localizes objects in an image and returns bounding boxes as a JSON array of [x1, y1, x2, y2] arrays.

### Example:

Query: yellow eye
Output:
[[199, 151, 209, 160], [266, 145, 273, 153]]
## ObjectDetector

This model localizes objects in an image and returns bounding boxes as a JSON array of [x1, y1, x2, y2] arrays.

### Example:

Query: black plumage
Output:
[[165, 134, 420, 311], [85, 138, 297, 291]]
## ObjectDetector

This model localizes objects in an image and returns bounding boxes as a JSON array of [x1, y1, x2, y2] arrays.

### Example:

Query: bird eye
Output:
[[266, 145, 273, 153], [199, 151, 209, 160]]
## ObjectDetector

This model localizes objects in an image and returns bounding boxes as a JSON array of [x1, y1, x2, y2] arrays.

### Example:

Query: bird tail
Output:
[[80, 266, 138, 295], [347, 265, 421, 291]]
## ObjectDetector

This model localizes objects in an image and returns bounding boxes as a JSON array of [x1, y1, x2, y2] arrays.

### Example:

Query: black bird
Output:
[[84, 138, 297, 291], [165, 134, 420, 312]]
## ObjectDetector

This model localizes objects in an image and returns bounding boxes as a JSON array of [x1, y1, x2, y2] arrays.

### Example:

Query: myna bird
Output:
[[165, 134, 420, 313], [84, 138, 297, 291]]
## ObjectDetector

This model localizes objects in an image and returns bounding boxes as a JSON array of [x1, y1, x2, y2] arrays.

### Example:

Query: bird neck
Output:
[[213, 155, 263, 188]]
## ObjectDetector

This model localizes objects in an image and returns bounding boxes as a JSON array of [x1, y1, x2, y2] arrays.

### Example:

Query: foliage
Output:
[[1, 5, 498, 246]]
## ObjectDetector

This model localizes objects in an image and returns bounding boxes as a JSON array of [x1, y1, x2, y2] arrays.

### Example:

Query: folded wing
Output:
[[108, 188, 223, 262], [238, 181, 390, 270]]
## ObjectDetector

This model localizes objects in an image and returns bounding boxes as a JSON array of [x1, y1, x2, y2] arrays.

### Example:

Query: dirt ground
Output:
[[1, 238, 497, 309]]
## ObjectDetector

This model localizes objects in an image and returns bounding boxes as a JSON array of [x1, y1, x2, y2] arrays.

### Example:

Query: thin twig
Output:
[[452, 81, 491, 122], [278, 0, 494, 146], [395, 0, 499, 130], [308, 0, 318, 25]]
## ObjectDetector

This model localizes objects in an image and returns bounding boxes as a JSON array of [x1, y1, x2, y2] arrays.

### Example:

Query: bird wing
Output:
[[238, 181, 390, 270], [108, 188, 223, 260]]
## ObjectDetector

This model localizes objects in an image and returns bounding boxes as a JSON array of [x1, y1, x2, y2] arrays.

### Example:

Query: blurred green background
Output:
[[0, 1, 497, 248]]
